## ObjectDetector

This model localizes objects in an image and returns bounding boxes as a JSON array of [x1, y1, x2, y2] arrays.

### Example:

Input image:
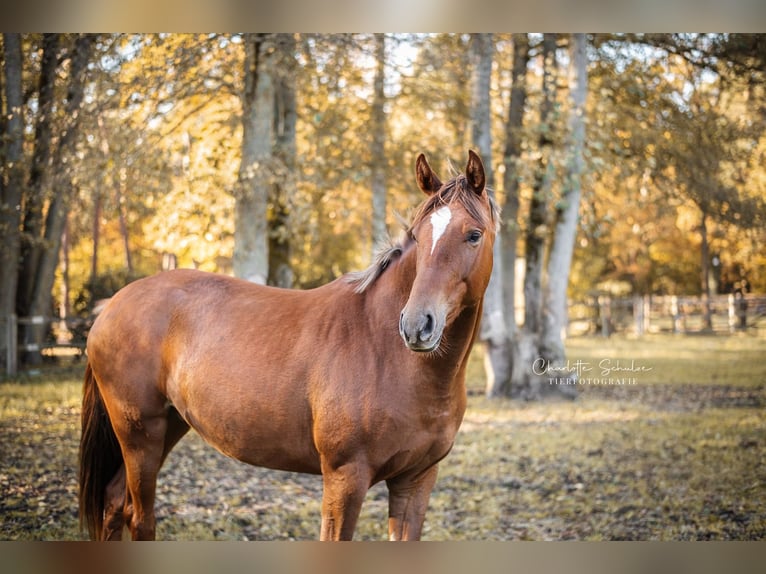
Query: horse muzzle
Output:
[[399, 307, 445, 353]]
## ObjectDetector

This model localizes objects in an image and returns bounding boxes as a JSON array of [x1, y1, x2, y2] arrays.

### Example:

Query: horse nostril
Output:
[[422, 313, 434, 339]]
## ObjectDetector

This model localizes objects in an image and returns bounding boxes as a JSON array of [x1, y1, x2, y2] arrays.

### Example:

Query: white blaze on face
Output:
[[429, 206, 452, 256]]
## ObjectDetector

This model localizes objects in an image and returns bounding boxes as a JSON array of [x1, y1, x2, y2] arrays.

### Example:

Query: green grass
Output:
[[1, 335, 764, 540], [565, 333, 766, 387]]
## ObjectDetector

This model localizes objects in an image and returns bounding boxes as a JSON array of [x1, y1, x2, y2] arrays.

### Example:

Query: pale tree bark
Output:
[[491, 34, 531, 397], [234, 33, 275, 284], [370, 33, 388, 258], [268, 33, 297, 288], [512, 33, 558, 399], [26, 35, 94, 365], [0, 34, 24, 373], [466, 34, 512, 398], [541, 33, 588, 377]]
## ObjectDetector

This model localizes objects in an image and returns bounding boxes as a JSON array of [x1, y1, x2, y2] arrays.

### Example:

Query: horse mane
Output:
[[346, 236, 408, 294], [347, 172, 499, 294]]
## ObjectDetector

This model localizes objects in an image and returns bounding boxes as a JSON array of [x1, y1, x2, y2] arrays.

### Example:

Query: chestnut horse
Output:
[[79, 150, 498, 541]]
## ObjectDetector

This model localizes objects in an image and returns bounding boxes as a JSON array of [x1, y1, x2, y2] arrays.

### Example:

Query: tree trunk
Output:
[[60, 218, 71, 319], [700, 209, 713, 330], [268, 34, 296, 288], [466, 34, 512, 398], [234, 33, 275, 284], [524, 33, 557, 336], [91, 186, 101, 282], [17, 34, 59, 318], [493, 34, 531, 397], [0, 34, 24, 373], [513, 33, 558, 399], [370, 33, 388, 259], [501, 34, 529, 339], [26, 35, 93, 365], [541, 33, 588, 377], [117, 173, 133, 274]]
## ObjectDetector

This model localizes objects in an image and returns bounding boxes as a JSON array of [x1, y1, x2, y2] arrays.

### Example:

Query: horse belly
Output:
[[166, 357, 322, 475]]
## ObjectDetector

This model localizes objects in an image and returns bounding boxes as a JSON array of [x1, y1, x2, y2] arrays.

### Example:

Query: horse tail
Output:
[[78, 361, 122, 540]]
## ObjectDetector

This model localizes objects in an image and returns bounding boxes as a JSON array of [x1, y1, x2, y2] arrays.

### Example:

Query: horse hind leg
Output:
[[118, 408, 190, 541], [101, 465, 127, 540]]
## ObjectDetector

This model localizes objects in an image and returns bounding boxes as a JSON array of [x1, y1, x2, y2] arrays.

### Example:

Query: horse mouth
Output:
[[403, 337, 441, 353]]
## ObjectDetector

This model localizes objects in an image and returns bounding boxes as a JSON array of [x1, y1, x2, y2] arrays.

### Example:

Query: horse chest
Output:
[[370, 402, 463, 477]]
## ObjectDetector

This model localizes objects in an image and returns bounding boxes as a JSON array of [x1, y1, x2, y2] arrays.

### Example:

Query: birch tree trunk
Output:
[[466, 34, 511, 397], [541, 33, 588, 373], [370, 33, 388, 258], [234, 33, 275, 284]]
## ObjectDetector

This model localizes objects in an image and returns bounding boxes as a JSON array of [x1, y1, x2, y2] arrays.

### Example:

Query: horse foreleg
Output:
[[386, 464, 439, 541], [319, 461, 371, 541]]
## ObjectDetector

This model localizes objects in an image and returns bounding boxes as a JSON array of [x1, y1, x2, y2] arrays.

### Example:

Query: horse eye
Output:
[[466, 230, 483, 245]]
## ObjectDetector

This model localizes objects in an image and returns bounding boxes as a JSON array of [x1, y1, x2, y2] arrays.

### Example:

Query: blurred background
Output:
[[1, 33, 764, 386]]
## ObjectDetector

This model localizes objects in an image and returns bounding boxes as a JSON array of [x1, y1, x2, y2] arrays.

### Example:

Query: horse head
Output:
[[399, 150, 497, 353]]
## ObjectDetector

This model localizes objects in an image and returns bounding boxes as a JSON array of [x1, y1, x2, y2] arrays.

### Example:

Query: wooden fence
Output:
[[2, 314, 89, 377], [567, 294, 766, 337]]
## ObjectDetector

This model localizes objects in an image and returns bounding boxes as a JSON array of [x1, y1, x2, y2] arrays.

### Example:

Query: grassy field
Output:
[[1, 333, 764, 540]]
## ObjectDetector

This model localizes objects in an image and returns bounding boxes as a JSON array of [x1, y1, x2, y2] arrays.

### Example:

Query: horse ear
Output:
[[416, 153, 443, 195], [465, 150, 486, 196]]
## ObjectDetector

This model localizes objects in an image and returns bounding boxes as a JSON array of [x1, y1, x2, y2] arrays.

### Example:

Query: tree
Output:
[[541, 33, 588, 362], [0, 34, 24, 373], [23, 35, 94, 364], [487, 33, 530, 397], [17, 34, 59, 318], [651, 67, 765, 327], [369, 33, 388, 257], [233, 33, 276, 284], [466, 33, 510, 398], [500, 33, 530, 338], [588, 34, 766, 298], [269, 34, 298, 288], [509, 34, 563, 399]]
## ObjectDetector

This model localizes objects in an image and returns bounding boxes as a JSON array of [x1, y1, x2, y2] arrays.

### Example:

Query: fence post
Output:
[[4, 314, 18, 377], [634, 295, 644, 336], [729, 292, 748, 332], [643, 295, 651, 334], [671, 295, 681, 333], [599, 295, 612, 337]]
